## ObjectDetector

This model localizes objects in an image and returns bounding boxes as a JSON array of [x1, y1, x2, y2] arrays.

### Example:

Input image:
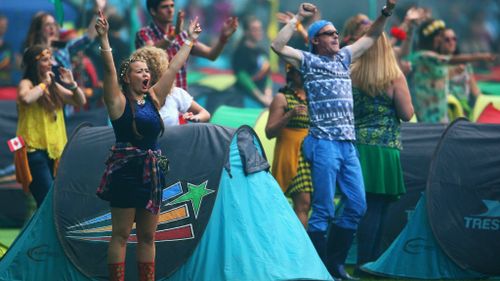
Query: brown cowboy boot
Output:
[[108, 262, 125, 281], [138, 261, 155, 281]]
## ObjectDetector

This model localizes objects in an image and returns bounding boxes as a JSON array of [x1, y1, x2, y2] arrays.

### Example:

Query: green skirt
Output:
[[356, 143, 406, 198]]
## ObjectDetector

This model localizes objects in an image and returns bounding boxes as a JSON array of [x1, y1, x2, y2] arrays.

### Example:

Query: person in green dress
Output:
[[411, 19, 495, 123], [351, 32, 414, 272], [439, 28, 481, 117]]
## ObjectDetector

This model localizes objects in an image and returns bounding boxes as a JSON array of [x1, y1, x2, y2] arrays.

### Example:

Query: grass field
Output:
[[0, 228, 20, 247]]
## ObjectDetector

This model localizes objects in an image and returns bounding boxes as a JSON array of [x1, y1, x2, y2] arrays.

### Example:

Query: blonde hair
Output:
[[129, 46, 169, 85], [350, 32, 401, 96]]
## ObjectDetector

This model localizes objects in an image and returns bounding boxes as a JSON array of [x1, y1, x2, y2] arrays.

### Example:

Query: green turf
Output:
[[0, 228, 21, 247]]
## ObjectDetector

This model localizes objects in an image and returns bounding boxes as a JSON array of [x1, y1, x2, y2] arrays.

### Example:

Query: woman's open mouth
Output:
[[142, 79, 149, 89]]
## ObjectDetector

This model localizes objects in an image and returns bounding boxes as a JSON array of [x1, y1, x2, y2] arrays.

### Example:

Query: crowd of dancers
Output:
[[8, 0, 498, 280]]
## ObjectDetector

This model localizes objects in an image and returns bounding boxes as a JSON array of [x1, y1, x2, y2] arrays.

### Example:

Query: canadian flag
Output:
[[7, 136, 25, 152]]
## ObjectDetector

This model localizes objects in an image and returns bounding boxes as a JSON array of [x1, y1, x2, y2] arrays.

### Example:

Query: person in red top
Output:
[[135, 0, 238, 90]]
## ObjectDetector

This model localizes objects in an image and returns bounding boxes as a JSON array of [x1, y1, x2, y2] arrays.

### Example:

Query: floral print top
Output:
[[410, 51, 450, 123], [353, 87, 402, 150], [449, 63, 474, 114]]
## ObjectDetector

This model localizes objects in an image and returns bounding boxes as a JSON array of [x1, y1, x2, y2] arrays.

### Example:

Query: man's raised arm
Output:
[[349, 0, 397, 60], [271, 3, 316, 69]]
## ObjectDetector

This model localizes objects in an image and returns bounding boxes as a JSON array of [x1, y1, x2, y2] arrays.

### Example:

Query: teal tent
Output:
[[362, 195, 485, 279], [0, 124, 332, 281], [362, 120, 500, 279]]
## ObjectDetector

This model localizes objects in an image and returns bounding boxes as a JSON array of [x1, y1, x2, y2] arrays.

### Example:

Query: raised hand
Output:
[[405, 7, 424, 24], [94, 10, 109, 37], [298, 3, 316, 20], [42, 71, 54, 86], [95, 0, 106, 12], [187, 17, 202, 41], [174, 10, 185, 36], [220, 17, 238, 41], [58, 67, 76, 86], [386, 0, 397, 10]]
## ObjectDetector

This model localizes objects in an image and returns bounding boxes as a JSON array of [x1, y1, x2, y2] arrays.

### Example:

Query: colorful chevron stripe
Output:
[[65, 181, 209, 243]]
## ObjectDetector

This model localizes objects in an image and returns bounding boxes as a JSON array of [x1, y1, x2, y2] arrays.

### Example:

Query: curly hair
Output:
[[129, 46, 169, 86], [118, 46, 167, 139]]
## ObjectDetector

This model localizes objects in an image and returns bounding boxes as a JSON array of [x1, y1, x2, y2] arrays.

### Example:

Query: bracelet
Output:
[[99, 46, 113, 52], [163, 34, 173, 44], [68, 83, 78, 91], [184, 39, 194, 48], [39, 82, 47, 91], [296, 22, 304, 33], [381, 6, 393, 17]]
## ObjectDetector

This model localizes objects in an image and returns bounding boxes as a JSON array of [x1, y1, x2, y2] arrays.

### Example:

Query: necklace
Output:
[[136, 94, 147, 105]]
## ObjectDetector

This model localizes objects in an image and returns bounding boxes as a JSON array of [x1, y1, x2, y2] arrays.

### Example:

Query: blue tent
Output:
[[362, 120, 500, 279], [0, 124, 332, 281], [362, 194, 485, 279]]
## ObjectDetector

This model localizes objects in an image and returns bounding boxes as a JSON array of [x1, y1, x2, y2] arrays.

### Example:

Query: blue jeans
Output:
[[27, 150, 55, 207], [303, 135, 366, 232]]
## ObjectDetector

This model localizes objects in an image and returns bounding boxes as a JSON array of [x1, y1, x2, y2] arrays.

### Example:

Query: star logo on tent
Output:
[[169, 181, 214, 219]]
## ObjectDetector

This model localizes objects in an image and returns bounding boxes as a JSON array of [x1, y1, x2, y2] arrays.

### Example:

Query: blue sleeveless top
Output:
[[111, 95, 162, 150]]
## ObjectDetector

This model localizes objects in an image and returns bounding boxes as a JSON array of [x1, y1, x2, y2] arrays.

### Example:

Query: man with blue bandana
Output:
[[271, 2, 396, 280]]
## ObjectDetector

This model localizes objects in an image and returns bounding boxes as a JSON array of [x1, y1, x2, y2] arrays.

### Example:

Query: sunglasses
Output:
[[444, 36, 457, 43], [316, 30, 339, 37], [357, 19, 372, 26]]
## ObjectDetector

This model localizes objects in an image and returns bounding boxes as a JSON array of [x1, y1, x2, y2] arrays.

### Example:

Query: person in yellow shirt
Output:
[[16, 45, 86, 207]]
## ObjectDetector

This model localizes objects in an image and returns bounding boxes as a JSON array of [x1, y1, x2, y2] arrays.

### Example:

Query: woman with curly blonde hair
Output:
[[351, 32, 413, 274], [132, 46, 210, 126]]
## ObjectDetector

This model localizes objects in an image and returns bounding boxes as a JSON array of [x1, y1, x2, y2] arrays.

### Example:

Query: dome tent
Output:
[[0, 123, 332, 281]]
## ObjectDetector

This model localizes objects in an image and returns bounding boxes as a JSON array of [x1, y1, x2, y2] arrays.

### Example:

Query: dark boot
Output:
[[108, 262, 125, 281], [138, 261, 155, 281], [326, 225, 359, 280], [308, 231, 327, 263]]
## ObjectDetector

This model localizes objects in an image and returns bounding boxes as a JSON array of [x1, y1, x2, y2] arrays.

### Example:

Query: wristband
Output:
[[296, 22, 304, 32], [184, 39, 194, 48], [39, 82, 47, 92], [289, 16, 298, 26], [99, 46, 113, 52], [381, 6, 393, 17], [163, 34, 173, 44], [68, 83, 78, 91]]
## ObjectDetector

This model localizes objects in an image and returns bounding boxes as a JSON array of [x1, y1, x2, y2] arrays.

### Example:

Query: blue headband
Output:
[[308, 20, 335, 51]]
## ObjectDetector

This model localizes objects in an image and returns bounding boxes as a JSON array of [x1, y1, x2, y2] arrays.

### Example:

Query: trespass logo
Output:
[[464, 200, 500, 231]]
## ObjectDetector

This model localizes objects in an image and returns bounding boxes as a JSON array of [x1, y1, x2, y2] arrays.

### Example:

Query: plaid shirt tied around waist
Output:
[[97, 143, 169, 214]]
